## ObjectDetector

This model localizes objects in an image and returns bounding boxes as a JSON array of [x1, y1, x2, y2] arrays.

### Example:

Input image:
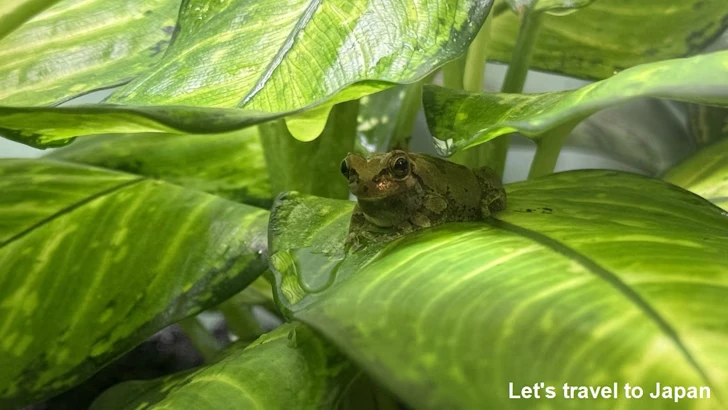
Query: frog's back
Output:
[[412, 153, 506, 217], [410, 153, 483, 218]]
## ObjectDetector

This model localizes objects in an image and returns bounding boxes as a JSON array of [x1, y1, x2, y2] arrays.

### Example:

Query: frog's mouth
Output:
[[349, 180, 400, 200]]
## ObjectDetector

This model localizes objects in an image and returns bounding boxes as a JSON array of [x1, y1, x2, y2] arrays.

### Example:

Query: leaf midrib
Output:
[[0, 176, 145, 248], [238, 0, 323, 107], [489, 218, 715, 389]]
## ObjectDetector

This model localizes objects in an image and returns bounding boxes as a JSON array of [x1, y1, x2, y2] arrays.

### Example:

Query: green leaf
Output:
[[423, 51, 728, 155], [46, 128, 272, 207], [664, 137, 728, 211], [688, 105, 728, 147], [1, 0, 493, 148], [567, 100, 694, 175], [0, 159, 269, 407], [268, 191, 385, 315], [272, 170, 728, 409], [107, 0, 493, 111], [0, 0, 181, 106], [505, 0, 596, 14], [490, 0, 728, 79], [0, 0, 61, 42], [357, 83, 423, 153], [90, 323, 355, 410], [259, 100, 358, 199], [0, 104, 285, 148]]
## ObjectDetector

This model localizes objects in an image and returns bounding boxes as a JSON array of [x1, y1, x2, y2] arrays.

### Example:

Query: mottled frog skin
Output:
[[340, 150, 506, 250]]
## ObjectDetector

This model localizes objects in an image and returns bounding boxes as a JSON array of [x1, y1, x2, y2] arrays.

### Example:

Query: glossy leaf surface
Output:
[[110, 0, 492, 115], [46, 129, 271, 207], [271, 170, 728, 409], [490, 0, 728, 79], [505, 0, 596, 14], [688, 105, 728, 147], [423, 51, 728, 155], [0, 0, 180, 106], [566, 99, 693, 175], [90, 323, 354, 410], [0, 0, 61, 42], [259, 100, 358, 199], [0, 160, 269, 407], [0, 104, 284, 148], [664, 137, 728, 211]]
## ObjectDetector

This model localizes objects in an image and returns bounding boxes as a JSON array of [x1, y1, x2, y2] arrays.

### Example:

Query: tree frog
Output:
[[340, 150, 506, 250]]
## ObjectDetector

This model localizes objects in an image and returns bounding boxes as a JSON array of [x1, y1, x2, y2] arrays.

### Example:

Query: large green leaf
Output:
[[423, 51, 728, 155], [0, 0, 181, 106], [271, 170, 728, 409], [90, 322, 355, 410], [356, 83, 423, 154], [46, 128, 272, 207], [0, 0, 61, 42], [567, 99, 694, 175], [688, 105, 728, 147], [0, 104, 285, 148], [259, 100, 358, 199], [664, 137, 728, 211], [0, 159, 269, 407], [505, 0, 596, 14], [490, 0, 728, 79], [109, 0, 491, 110], [1, 0, 493, 148], [268, 192, 382, 315]]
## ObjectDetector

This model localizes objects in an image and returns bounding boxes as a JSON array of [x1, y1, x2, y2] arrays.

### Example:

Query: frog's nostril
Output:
[[362, 186, 369, 193]]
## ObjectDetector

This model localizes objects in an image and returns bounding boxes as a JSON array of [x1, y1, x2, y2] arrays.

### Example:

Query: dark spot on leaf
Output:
[[148, 40, 170, 57], [693, 0, 705, 10], [685, 21, 716, 51], [144, 9, 153, 16], [163, 25, 175, 35], [542, 207, 553, 214], [100, 159, 145, 175], [644, 48, 658, 57]]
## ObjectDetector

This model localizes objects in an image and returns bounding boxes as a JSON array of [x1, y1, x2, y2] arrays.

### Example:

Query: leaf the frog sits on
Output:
[[340, 150, 506, 250]]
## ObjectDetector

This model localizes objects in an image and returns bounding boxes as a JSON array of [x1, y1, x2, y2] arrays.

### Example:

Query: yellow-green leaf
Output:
[[490, 0, 728, 79], [90, 323, 356, 410], [0, 104, 284, 148], [0, 0, 61, 42], [0, 0, 181, 106], [109, 0, 492, 112], [664, 137, 728, 211], [271, 170, 728, 409], [0, 159, 269, 407], [46, 128, 272, 207], [423, 51, 728, 155]]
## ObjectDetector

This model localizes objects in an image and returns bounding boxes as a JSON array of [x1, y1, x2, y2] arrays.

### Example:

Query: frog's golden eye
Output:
[[390, 156, 410, 179], [340, 160, 350, 178]]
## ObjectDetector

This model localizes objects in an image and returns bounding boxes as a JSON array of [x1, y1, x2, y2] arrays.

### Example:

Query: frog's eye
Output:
[[340, 160, 350, 178], [390, 156, 410, 179]]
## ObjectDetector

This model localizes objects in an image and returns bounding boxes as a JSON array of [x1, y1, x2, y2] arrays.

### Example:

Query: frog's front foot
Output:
[[481, 190, 507, 218]]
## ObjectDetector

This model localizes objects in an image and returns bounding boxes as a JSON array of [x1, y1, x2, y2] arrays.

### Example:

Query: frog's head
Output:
[[341, 150, 418, 200]]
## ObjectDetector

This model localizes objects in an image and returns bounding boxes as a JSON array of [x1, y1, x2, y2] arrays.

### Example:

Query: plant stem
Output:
[[219, 300, 265, 344], [390, 80, 424, 150], [259, 99, 359, 199], [463, 17, 491, 93], [450, 15, 509, 175], [501, 8, 544, 93], [441, 55, 466, 90], [177, 316, 221, 362], [528, 122, 578, 179]]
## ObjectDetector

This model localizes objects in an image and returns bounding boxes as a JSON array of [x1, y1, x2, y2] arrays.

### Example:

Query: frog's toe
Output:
[[485, 191, 507, 213]]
